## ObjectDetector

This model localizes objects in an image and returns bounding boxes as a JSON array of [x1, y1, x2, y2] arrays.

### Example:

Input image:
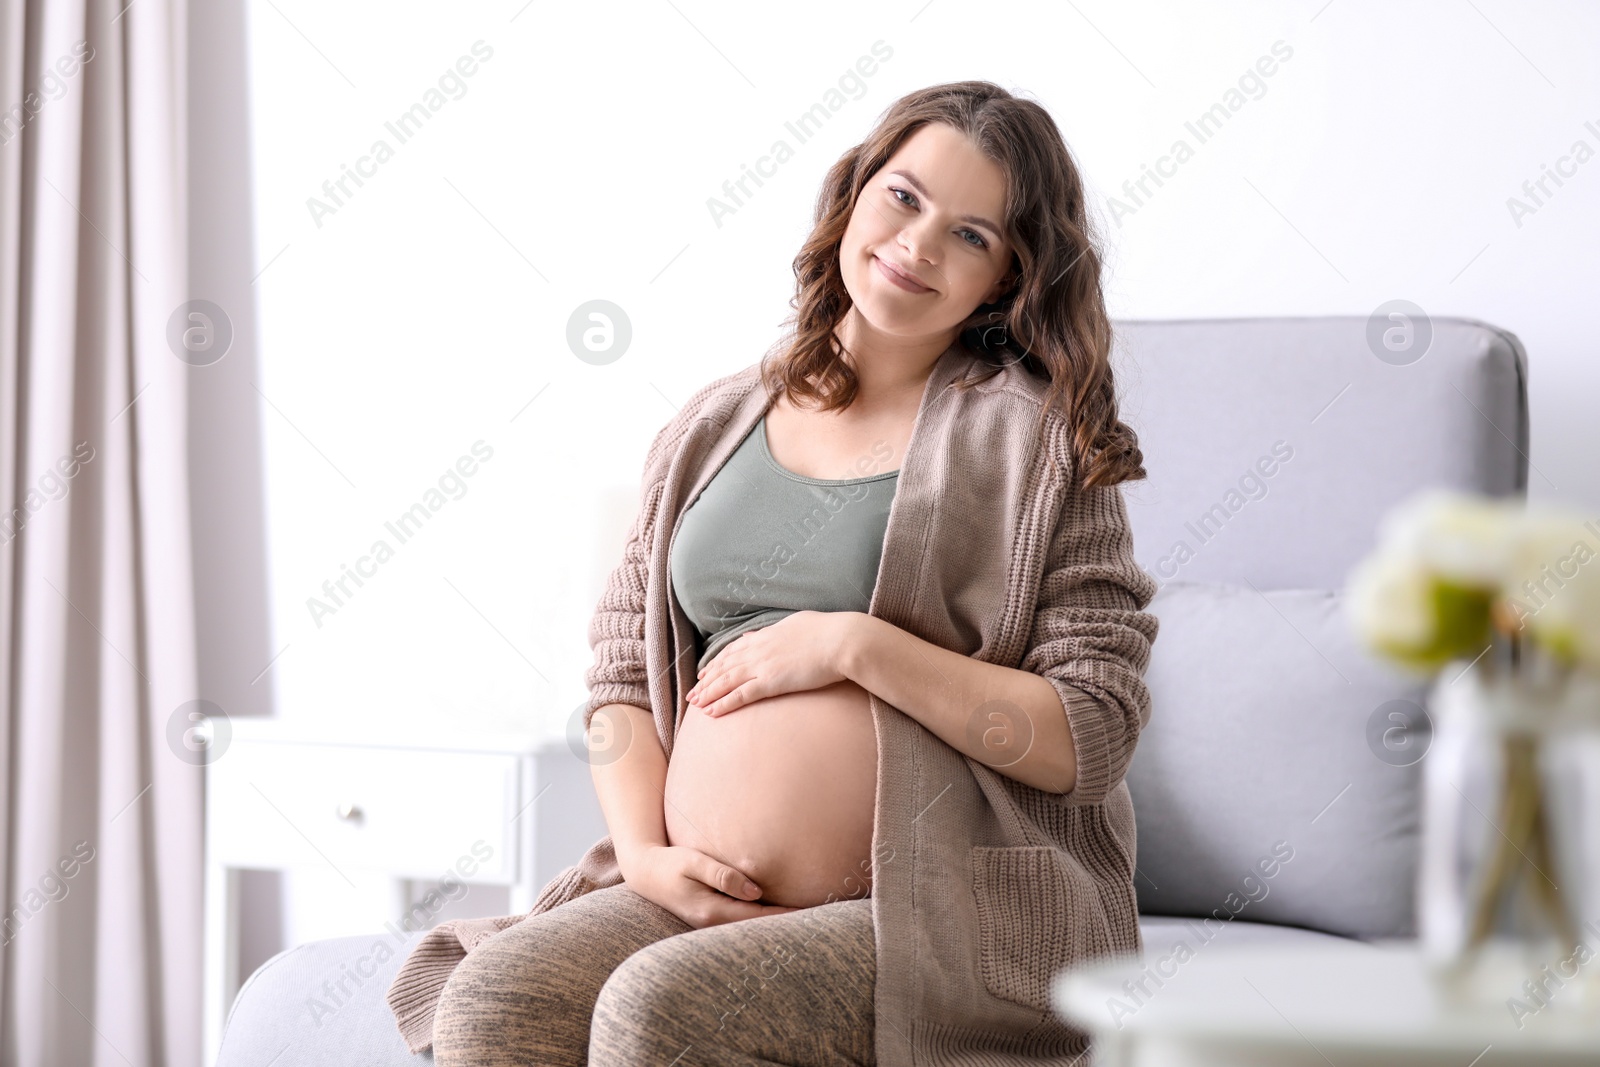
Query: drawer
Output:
[[207, 742, 522, 882]]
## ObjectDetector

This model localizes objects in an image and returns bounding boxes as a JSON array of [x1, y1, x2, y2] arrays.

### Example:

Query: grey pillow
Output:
[[1126, 580, 1429, 940]]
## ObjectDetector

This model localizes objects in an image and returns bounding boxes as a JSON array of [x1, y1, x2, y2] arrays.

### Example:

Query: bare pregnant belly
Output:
[[663, 678, 878, 909]]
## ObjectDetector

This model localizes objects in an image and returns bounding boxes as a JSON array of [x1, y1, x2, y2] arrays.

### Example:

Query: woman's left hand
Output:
[[686, 610, 858, 717]]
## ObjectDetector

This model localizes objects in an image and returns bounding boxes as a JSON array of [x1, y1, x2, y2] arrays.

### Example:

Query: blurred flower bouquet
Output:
[[1346, 488, 1600, 1016]]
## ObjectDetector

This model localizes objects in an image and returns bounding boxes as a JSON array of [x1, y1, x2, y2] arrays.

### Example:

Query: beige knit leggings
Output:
[[430, 882, 877, 1066]]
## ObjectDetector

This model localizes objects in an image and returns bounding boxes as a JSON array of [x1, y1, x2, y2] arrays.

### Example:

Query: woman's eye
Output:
[[888, 186, 988, 249]]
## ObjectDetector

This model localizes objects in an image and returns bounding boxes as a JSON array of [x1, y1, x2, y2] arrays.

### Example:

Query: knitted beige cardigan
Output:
[[387, 339, 1160, 1063]]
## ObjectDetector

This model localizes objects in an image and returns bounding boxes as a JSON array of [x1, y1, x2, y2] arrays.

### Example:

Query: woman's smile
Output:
[[873, 253, 934, 293]]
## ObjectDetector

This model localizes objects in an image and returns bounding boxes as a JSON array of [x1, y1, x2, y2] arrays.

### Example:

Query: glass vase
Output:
[[1419, 654, 1600, 1024]]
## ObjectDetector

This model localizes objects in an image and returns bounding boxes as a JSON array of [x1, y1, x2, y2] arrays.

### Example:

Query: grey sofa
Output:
[[214, 315, 1529, 1065]]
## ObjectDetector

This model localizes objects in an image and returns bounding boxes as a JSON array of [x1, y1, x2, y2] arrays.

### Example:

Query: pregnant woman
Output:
[[389, 79, 1161, 1067]]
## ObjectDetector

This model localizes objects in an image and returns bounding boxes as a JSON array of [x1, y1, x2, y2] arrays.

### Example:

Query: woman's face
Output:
[[839, 122, 1015, 343]]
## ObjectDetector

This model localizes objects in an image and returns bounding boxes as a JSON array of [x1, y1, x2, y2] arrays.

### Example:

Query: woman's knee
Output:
[[589, 926, 800, 1060], [591, 902, 878, 1066], [430, 886, 693, 1066], [430, 924, 591, 1067], [590, 940, 719, 1060]]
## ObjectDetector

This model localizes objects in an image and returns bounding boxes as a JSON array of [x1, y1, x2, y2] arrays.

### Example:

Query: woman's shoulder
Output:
[[948, 352, 1071, 436], [671, 362, 764, 436], [944, 351, 1084, 490], [637, 362, 765, 480], [955, 349, 1055, 412]]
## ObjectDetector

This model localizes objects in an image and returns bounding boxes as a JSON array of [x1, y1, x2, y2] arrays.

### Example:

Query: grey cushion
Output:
[[1116, 316, 1529, 590], [217, 930, 434, 1066], [1127, 580, 1430, 940]]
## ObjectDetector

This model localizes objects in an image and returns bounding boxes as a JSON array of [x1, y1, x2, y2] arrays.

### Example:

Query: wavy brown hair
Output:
[[758, 80, 1145, 491]]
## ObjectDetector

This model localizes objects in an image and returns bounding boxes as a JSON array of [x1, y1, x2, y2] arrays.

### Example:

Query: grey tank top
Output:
[[670, 414, 899, 672]]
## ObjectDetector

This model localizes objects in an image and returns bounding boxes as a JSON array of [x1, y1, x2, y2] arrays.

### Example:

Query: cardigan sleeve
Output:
[[581, 374, 738, 730], [1019, 476, 1160, 805], [582, 471, 665, 730]]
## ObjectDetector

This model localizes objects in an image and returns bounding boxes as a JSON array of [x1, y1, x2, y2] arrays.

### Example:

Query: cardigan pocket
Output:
[[970, 845, 1113, 1014]]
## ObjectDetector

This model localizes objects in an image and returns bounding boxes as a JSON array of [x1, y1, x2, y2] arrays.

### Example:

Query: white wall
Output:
[[238, 0, 1599, 943]]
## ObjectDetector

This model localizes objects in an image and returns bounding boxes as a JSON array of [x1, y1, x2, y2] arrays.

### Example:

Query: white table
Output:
[[1053, 939, 1600, 1066], [198, 716, 604, 1067]]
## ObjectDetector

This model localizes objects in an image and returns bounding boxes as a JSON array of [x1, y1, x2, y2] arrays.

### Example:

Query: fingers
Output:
[[693, 853, 762, 901], [687, 675, 718, 707], [706, 679, 758, 716], [691, 669, 736, 707]]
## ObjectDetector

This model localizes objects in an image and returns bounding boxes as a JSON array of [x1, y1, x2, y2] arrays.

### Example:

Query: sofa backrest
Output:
[[1114, 316, 1528, 589], [1112, 316, 1530, 940]]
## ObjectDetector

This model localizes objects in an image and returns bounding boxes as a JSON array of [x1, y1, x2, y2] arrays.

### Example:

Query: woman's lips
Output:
[[873, 255, 932, 293]]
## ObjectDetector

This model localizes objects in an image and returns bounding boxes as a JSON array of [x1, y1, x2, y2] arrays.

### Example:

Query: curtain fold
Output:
[[1, 0, 203, 1064]]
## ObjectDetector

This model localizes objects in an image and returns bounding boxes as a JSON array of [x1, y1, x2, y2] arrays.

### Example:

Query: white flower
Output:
[[1502, 504, 1600, 669], [1348, 489, 1600, 677], [1347, 550, 1436, 656], [1375, 488, 1519, 589], [1345, 489, 1513, 672]]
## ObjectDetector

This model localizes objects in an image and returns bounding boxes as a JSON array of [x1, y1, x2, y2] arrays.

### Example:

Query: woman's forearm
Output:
[[837, 613, 1078, 793], [587, 702, 669, 878]]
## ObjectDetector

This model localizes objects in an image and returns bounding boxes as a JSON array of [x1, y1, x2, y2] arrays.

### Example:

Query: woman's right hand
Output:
[[624, 844, 801, 929]]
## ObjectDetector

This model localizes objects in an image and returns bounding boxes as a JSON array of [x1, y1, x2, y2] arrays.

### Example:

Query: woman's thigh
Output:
[[591, 896, 876, 1067], [431, 883, 692, 1067]]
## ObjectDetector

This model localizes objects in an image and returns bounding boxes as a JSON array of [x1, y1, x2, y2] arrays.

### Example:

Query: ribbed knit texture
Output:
[[386, 341, 1160, 1063]]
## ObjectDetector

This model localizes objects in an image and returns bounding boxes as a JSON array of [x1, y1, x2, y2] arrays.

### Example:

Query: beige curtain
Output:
[[0, 0, 204, 1064]]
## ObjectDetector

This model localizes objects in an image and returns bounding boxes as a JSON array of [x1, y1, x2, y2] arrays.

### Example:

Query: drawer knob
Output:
[[336, 802, 363, 821]]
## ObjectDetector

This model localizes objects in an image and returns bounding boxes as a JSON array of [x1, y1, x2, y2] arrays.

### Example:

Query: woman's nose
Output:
[[897, 223, 938, 270]]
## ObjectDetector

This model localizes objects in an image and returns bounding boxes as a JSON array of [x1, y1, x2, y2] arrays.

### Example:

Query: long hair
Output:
[[758, 80, 1145, 491]]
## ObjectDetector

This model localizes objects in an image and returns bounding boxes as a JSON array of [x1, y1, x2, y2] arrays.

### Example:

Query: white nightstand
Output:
[[198, 716, 604, 1067], [1053, 939, 1600, 1066]]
